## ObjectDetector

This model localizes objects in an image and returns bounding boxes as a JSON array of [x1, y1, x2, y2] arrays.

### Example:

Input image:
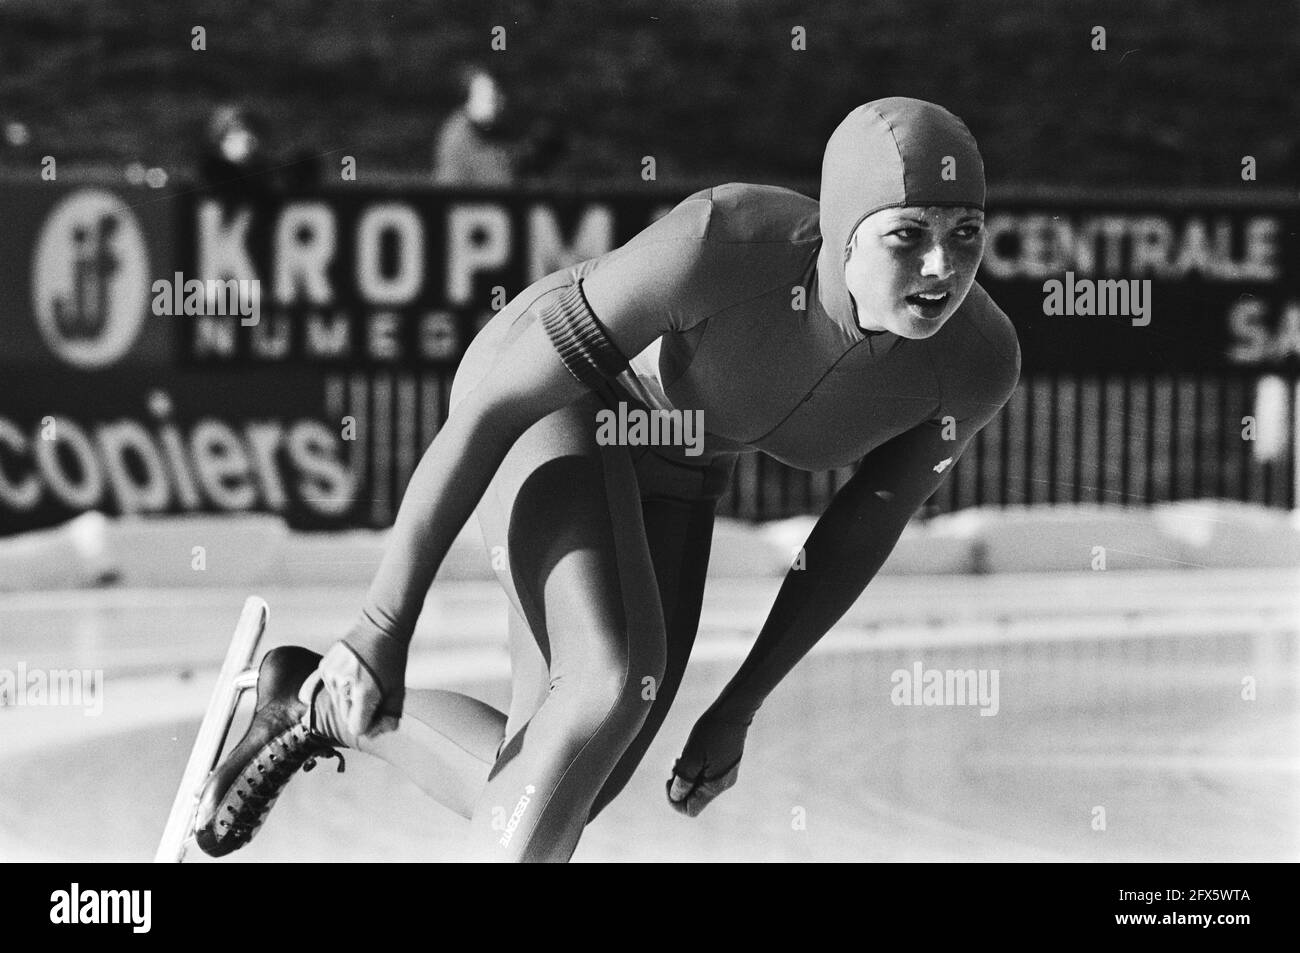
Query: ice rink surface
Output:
[[1, 570, 1297, 863]]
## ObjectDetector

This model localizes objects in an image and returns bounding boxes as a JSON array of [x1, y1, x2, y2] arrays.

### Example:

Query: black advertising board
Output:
[[978, 193, 1300, 372], [170, 186, 1300, 373], [3, 179, 1297, 533]]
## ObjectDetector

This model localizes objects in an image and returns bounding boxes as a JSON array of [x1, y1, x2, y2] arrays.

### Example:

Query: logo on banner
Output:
[[31, 189, 150, 368]]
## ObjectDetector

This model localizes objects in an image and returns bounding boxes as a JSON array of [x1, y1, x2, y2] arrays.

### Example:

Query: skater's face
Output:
[[844, 206, 985, 339]]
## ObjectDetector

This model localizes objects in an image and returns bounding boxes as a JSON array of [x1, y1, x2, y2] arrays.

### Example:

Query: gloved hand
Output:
[[299, 627, 407, 746], [666, 710, 751, 817]]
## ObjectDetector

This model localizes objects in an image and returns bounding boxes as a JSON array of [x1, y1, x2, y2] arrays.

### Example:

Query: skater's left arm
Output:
[[669, 304, 1022, 817], [667, 413, 999, 814], [715, 421, 972, 719], [706, 316, 1021, 730], [668, 421, 972, 814]]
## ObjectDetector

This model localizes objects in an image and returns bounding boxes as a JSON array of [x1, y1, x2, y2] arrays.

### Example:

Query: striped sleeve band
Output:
[[538, 280, 631, 390]]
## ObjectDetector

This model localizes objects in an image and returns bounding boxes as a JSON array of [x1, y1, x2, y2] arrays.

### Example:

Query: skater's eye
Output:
[[886, 227, 922, 244], [952, 224, 983, 241]]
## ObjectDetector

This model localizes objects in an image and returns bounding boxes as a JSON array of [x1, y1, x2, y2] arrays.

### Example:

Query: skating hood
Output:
[[816, 97, 985, 336]]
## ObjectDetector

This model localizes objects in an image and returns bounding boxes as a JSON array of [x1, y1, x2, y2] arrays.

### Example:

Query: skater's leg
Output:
[[346, 484, 721, 826], [586, 495, 715, 819], [351, 690, 504, 819], [350, 602, 546, 819], [588, 452, 735, 821], [461, 394, 667, 862]]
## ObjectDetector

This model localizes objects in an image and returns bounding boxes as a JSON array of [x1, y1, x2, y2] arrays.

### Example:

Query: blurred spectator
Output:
[[0, 118, 32, 171], [198, 103, 275, 198], [197, 102, 325, 196], [433, 66, 566, 186], [433, 67, 513, 185], [4, 119, 31, 149]]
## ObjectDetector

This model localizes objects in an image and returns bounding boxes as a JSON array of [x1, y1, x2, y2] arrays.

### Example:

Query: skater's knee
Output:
[[562, 652, 662, 739]]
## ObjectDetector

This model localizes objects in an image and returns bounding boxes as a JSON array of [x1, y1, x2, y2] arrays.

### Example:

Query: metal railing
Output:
[[331, 371, 1299, 526], [720, 373, 1299, 519]]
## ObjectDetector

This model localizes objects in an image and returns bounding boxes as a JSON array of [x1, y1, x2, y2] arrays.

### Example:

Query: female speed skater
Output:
[[195, 96, 1020, 862]]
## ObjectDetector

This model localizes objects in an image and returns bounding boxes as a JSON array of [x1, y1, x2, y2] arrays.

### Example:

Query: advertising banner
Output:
[[172, 188, 677, 368], [0, 367, 358, 534], [3, 180, 1297, 534], [978, 195, 1300, 371]]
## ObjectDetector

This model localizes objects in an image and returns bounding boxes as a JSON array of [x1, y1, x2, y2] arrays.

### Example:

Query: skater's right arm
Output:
[[326, 195, 746, 737], [323, 286, 692, 737], [355, 266, 704, 657], [322, 317, 590, 738]]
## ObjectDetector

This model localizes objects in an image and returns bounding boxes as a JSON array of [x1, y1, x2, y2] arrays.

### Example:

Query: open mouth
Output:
[[904, 290, 950, 317]]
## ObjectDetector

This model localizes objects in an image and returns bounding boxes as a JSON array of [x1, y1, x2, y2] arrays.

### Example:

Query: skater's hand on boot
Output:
[[667, 709, 751, 817], [302, 631, 406, 745]]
